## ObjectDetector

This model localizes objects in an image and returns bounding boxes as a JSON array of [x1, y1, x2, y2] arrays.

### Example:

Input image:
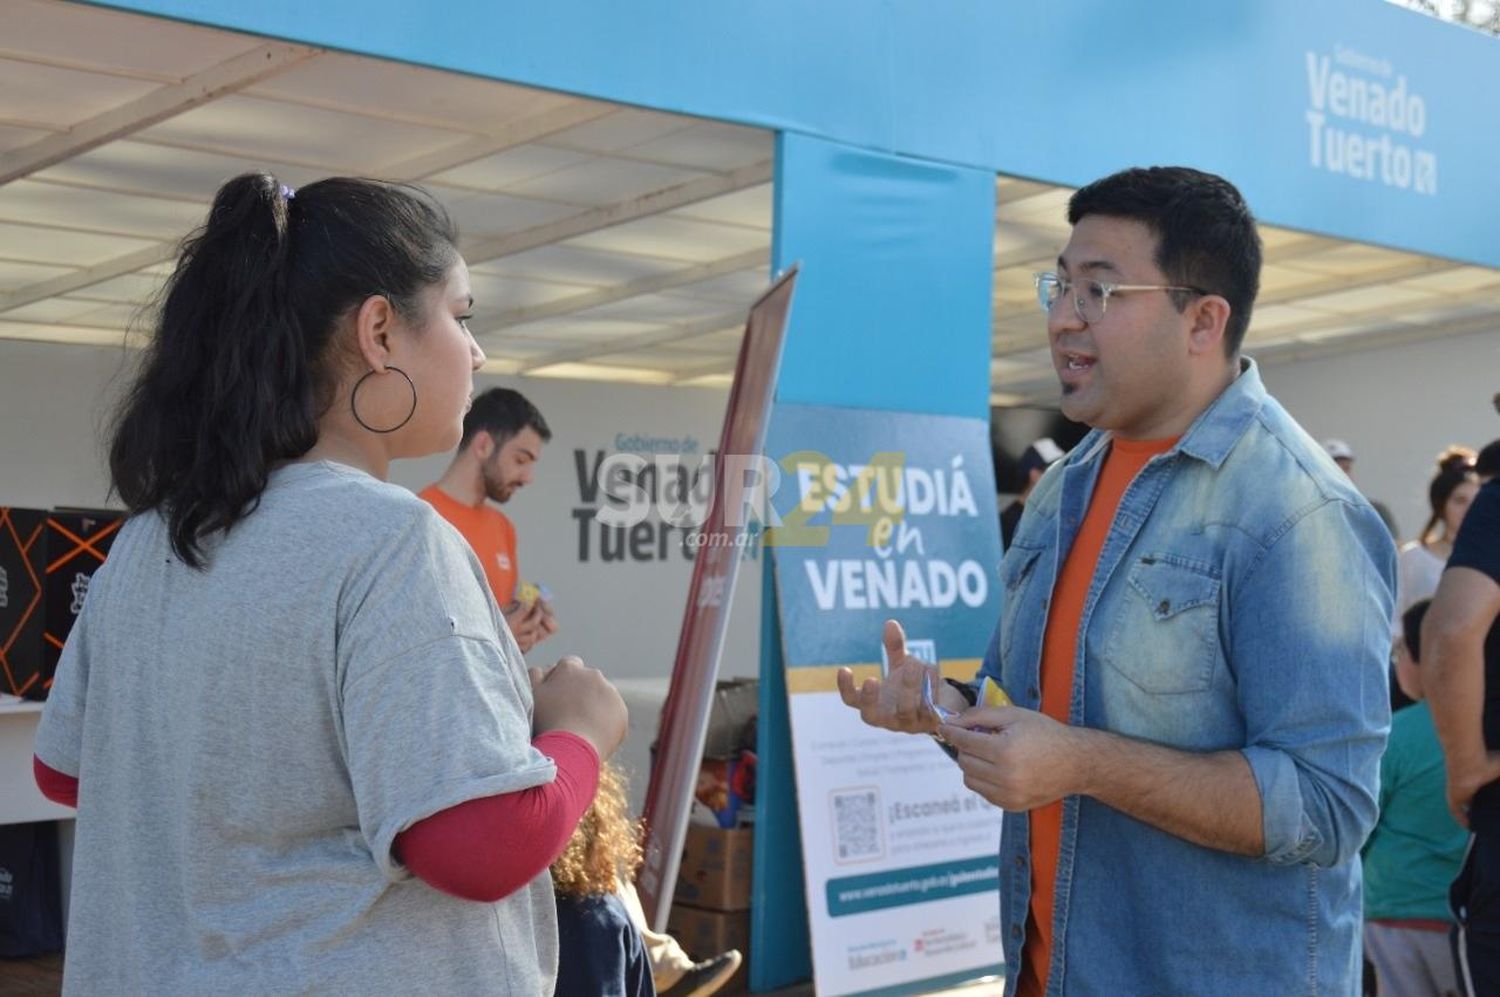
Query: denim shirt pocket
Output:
[[1104, 554, 1221, 695]]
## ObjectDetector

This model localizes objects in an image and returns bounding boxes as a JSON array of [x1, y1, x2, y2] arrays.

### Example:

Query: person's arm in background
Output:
[[1426, 480, 1500, 828], [1425, 567, 1500, 827]]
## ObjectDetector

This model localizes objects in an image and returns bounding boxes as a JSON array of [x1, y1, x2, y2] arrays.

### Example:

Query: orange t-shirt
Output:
[[1018, 435, 1176, 997], [418, 485, 519, 604]]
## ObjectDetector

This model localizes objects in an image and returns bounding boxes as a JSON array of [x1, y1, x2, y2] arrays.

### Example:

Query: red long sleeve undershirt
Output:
[[33, 729, 599, 904], [33, 754, 78, 807]]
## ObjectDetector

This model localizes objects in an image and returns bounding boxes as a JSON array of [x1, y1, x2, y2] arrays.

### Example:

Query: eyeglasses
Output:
[[1034, 272, 1206, 324]]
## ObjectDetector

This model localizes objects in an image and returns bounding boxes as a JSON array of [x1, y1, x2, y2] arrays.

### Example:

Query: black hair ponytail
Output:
[[1420, 445, 1477, 545], [110, 172, 457, 567]]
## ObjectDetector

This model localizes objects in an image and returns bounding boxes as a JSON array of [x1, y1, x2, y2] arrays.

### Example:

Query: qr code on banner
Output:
[[830, 786, 884, 863]]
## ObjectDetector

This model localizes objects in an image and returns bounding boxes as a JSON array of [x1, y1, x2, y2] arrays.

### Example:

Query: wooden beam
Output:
[[459, 160, 772, 264], [0, 243, 177, 313], [515, 310, 744, 374], [471, 248, 764, 334], [0, 103, 662, 315], [381, 100, 616, 181], [0, 43, 319, 186]]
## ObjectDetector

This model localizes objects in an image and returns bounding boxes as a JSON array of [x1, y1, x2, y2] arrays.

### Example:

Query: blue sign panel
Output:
[[764, 401, 1005, 995]]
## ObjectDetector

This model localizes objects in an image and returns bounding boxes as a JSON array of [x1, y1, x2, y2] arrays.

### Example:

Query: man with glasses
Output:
[[840, 166, 1395, 995]]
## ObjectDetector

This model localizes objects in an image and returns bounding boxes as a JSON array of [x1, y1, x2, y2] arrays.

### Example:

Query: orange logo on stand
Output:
[[42, 513, 122, 694], [46, 516, 119, 577]]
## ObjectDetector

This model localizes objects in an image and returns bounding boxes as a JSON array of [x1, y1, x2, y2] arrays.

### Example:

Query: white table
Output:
[[0, 695, 75, 929], [0, 697, 73, 825]]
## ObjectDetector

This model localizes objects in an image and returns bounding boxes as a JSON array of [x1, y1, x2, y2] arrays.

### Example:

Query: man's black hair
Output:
[[1068, 166, 1263, 357], [460, 387, 551, 450]]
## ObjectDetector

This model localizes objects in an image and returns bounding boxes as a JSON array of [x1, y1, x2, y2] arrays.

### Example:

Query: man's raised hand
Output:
[[836, 619, 953, 734]]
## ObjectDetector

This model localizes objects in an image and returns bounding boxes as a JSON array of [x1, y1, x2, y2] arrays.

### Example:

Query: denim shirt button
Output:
[[1011, 924, 1023, 940], [1027, 686, 1039, 701], [1014, 855, 1025, 869]]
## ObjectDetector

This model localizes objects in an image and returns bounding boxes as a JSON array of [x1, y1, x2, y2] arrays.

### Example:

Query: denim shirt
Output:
[[981, 359, 1395, 996]]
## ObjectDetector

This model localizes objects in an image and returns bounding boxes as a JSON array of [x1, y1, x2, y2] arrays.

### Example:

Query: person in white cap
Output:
[[1324, 438, 1401, 539]]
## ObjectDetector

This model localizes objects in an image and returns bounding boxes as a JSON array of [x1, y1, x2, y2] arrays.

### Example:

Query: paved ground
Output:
[[763, 973, 1005, 995], [1, 953, 1008, 995]]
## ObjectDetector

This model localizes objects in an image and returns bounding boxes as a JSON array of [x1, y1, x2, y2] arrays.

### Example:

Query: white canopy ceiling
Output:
[[0, 0, 773, 388], [2, 0, 1495, 402]]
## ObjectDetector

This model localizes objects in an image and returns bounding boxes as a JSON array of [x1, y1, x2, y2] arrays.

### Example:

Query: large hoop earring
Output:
[[350, 366, 417, 434]]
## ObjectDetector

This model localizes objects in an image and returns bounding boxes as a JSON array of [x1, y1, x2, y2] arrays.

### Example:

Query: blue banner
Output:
[[989, 0, 1500, 267], [765, 402, 1004, 996]]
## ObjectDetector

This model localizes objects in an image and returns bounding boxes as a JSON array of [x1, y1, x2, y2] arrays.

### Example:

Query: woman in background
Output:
[[1389, 447, 1479, 712], [1396, 447, 1479, 631], [34, 173, 626, 994]]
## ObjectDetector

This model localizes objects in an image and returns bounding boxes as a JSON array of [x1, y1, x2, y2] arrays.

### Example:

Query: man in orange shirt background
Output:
[[421, 387, 558, 652]]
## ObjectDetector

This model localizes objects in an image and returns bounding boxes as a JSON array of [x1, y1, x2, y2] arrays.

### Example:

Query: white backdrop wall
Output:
[[0, 340, 132, 510], [391, 372, 764, 686], [11, 330, 1500, 667], [0, 341, 762, 688], [1258, 327, 1500, 544]]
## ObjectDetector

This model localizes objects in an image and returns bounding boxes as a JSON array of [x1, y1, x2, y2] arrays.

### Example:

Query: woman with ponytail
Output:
[[1394, 446, 1480, 642], [33, 174, 627, 994]]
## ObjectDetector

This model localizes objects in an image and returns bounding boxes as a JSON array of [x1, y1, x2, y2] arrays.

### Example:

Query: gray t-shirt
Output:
[[35, 461, 559, 995]]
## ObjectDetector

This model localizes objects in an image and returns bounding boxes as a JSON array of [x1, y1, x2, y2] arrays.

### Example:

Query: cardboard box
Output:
[[674, 823, 753, 911], [666, 904, 749, 994], [703, 678, 757, 759], [0, 508, 48, 699], [42, 509, 122, 694]]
